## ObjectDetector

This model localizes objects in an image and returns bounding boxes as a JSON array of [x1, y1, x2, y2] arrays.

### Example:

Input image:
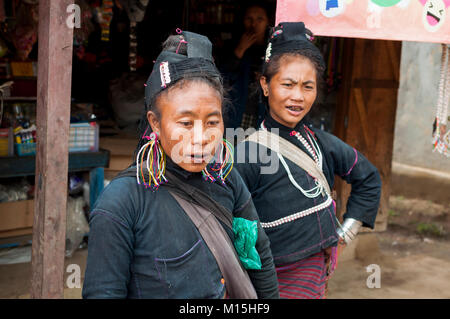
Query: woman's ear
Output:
[[260, 76, 269, 97], [147, 111, 160, 135]]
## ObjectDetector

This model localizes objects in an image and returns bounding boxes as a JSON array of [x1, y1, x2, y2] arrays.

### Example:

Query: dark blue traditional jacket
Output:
[[82, 159, 279, 299], [234, 114, 382, 266], [218, 43, 267, 129]]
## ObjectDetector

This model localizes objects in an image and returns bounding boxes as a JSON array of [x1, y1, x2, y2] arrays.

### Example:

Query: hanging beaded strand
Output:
[[136, 132, 167, 191], [433, 44, 450, 157], [444, 45, 450, 155], [202, 139, 234, 185]]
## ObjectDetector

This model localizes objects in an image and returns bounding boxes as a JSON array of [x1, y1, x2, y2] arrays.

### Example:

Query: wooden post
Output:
[[31, 0, 74, 298]]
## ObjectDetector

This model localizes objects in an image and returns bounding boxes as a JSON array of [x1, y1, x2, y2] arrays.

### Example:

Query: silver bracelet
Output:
[[336, 218, 362, 245]]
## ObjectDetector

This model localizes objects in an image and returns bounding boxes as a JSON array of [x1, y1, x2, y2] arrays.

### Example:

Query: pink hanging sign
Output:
[[276, 0, 450, 43]]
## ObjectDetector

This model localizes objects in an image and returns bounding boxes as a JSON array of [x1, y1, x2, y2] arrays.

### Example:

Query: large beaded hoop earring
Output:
[[136, 132, 168, 191], [202, 138, 234, 185]]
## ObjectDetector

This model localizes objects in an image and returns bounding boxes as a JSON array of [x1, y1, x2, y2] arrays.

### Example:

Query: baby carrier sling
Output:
[[112, 167, 258, 299]]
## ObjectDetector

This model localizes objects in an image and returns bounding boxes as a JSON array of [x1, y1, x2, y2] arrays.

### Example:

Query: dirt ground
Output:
[[0, 195, 449, 299], [328, 196, 450, 298]]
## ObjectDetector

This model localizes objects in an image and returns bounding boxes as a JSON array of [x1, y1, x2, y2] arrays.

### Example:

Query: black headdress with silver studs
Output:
[[144, 31, 221, 109], [263, 22, 325, 71]]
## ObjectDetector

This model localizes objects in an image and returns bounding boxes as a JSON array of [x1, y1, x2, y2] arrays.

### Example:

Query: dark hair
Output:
[[261, 46, 326, 107], [243, 2, 269, 17], [263, 50, 325, 84], [241, 1, 275, 26], [134, 35, 227, 161]]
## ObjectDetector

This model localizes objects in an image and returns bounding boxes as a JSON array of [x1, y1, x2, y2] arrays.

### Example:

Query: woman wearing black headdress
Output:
[[82, 31, 279, 299], [234, 22, 382, 299]]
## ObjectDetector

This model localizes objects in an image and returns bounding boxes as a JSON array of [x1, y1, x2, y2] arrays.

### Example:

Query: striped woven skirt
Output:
[[275, 249, 337, 299]]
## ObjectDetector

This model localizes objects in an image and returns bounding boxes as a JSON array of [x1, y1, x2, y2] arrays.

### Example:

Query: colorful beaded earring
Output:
[[136, 131, 168, 191], [202, 138, 234, 185]]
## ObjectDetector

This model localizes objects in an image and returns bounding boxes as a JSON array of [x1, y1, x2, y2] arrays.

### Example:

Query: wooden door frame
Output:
[[333, 38, 402, 232]]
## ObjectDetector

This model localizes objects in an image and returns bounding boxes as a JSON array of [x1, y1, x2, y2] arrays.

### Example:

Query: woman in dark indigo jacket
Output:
[[82, 31, 279, 299], [234, 22, 382, 299], [218, 3, 271, 130]]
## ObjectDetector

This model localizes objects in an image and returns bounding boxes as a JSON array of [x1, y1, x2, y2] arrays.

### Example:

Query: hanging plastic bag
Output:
[[65, 196, 89, 258]]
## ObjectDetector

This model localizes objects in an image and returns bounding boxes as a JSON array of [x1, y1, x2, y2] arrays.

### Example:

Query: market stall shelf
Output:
[[0, 149, 109, 240], [0, 149, 110, 178]]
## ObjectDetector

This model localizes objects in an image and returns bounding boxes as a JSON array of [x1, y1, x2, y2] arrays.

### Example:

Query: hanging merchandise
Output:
[[98, 0, 114, 42], [326, 38, 335, 91], [0, 37, 8, 58], [129, 19, 137, 71], [432, 44, 450, 158], [0, 0, 5, 23], [320, 37, 344, 93], [116, 0, 150, 71], [0, 81, 13, 128], [11, 1, 38, 61], [313, 36, 344, 93], [117, 0, 149, 23], [74, 0, 95, 47]]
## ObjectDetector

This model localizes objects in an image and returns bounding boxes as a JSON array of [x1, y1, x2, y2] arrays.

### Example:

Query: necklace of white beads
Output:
[[261, 121, 325, 199]]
